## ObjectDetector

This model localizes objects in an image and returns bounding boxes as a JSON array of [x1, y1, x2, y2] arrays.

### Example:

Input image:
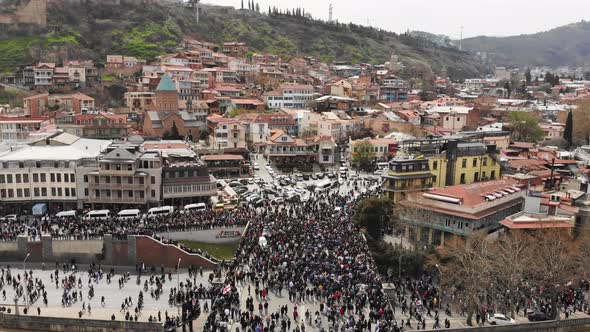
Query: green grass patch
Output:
[[180, 241, 238, 261], [101, 75, 115, 82]]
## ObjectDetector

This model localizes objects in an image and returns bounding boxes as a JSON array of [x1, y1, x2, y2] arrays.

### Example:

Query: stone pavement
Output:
[[0, 266, 214, 328]]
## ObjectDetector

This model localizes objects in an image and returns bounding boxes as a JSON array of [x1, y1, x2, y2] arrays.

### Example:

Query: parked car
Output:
[[228, 181, 242, 187], [1, 214, 18, 222], [248, 178, 255, 184], [316, 173, 325, 179], [239, 178, 249, 185], [310, 174, 317, 180], [271, 197, 285, 204], [253, 163, 260, 170], [488, 314, 517, 325], [235, 186, 248, 194], [327, 172, 336, 179], [302, 174, 310, 180], [527, 311, 551, 322]]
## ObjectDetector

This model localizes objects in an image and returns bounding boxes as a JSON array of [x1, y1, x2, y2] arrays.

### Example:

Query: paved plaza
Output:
[[0, 264, 215, 328]]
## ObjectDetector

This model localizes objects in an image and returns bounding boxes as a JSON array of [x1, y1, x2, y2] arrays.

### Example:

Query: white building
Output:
[[262, 83, 314, 109]]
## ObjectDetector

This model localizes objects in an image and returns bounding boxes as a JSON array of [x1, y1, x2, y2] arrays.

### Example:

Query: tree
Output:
[[572, 99, 590, 146], [507, 112, 543, 142], [564, 110, 573, 147], [503, 81, 511, 98], [255, 3, 260, 12], [351, 140, 376, 168], [431, 232, 493, 326], [525, 68, 531, 84], [163, 121, 181, 140], [241, 0, 243, 9], [528, 230, 579, 319], [353, 197, 393, 240]]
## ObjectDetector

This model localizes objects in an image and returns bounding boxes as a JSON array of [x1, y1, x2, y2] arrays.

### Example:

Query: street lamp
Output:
[[23, 253, 30, 305], [435, 264, 443, 309], [177, 258, 182, 317]]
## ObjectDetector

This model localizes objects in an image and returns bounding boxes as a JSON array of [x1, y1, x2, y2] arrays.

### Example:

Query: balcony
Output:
[[88, 182, 148, 190], [87, 195, 146, 204]]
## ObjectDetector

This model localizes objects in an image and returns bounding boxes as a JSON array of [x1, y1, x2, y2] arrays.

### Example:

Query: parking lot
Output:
[[216, 154, 384, 209]]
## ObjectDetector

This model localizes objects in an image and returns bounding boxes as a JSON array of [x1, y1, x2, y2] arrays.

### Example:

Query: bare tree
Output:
[[433, 232, 493, 326], [528, 230, 579, 319], [489, 232, 532, 318]]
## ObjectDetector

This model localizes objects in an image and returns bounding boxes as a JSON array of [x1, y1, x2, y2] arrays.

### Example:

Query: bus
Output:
[[116, 209, 142, 220], [183, 203, 207, 213], [146, 206, 174, 219]]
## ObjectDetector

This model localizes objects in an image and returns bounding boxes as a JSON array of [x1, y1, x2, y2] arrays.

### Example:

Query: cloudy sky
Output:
[[205, 0, 589, 38]]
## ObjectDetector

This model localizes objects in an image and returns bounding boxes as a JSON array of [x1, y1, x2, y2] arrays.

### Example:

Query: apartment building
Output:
[[206, 114, 247, 150], [0, 116, 53, 143], [262, 83, 314, 109]]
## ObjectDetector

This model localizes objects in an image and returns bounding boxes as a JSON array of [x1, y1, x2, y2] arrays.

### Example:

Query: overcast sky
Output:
[[205, 0, 590, 38]]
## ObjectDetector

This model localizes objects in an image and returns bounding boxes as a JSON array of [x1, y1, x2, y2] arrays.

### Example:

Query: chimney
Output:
[[524, 195, 541, 214]]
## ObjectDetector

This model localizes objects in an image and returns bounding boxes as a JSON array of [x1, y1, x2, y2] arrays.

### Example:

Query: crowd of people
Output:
[[204, 185, 397, 332]]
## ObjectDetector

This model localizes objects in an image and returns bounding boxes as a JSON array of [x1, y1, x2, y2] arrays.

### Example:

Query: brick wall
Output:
[[135, 236, 217, 269]]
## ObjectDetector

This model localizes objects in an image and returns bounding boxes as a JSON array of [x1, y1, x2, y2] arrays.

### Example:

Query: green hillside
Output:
[[461, 21, 590, 67], [0, 1, 485, 79]]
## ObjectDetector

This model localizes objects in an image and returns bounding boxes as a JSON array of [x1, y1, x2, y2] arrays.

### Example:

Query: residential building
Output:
[[206, 114, 247, 150], [500, 193, 577, 233], [540, 122, 565, 142], [399, 179, 525, 246], [143, 110, 204, 140], [23, 92, 95, 117], [202, 154, 248, 178], [124, 92, 156, 113], [56, 113, 129, 139], [262, 83, 314, 109], [383, 156, 434, 204], [263, 129, 315, 168], [400, 139, 502, 187], [0, 116, 53, 143], [425, 106, 473, 132], [310, 136, 337, 165], [143, 141, 217, 206], [33, 63, 55, 90], [221, 42, 248, 57], [349, 137, 399, 163], [0, 132, 109, 213], [81, 142, 162, 209]]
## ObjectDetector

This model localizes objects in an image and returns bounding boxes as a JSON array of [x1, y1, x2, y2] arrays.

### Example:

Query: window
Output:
[[15, 174, 21, 183], [128, 191, 133, 198], [71, 188, 75, 197], [18, 162, 23, 168], [127, 164, 133, 171], [0, 175, 4, 184], [56, 174, 61, 182], [51, 188, 56, 196], [128, 177, 133, 184], [6, 174, 12, 183], [64, 174, 69, 183], [474, 172, 479, 182], [50, 173, 55, 182], [41, 173, 46, 182], [65, 188, 70, 197], [139, 177, 144, 185], [41, 188, 47, 196], [460, 173, 466, 184], [472, 158, 477, 167], [34, 188, 40, 197], [23, 174, 28, 183], [151, 176, 155, 184], [84, 188, 89, 197], [482, 157, 488, 166], [16, 189, 22, 198], [461, 159, 466, 168], [151, 190, 156, 198], [491, 170, 496, 180], [36, 161, 41, 168], [0, 189, 5, 198], [432, 161, 438, 170], [70, 174, 75, 182], [84, 175, 88, 183], [7, 189, 13, 198]]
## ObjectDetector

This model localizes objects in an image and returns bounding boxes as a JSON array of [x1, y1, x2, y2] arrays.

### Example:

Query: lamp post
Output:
[[23, 253, 30, 305], [435, 264, 443, 309], [177, 258, 182, 317]]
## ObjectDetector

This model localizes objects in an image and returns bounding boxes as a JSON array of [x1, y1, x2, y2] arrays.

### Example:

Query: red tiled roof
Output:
[[202, 154, 244, 161], [500, 219, 574, 229], [427, 179, 521, 207]]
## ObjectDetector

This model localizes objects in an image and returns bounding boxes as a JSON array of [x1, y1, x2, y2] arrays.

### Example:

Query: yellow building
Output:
[[383, 157, 434, 204], [383, 140, 502, 201]]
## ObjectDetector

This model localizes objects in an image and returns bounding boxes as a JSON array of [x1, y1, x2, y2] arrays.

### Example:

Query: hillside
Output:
[[0, 0, 485, 79], [461, 21, 590, 67]]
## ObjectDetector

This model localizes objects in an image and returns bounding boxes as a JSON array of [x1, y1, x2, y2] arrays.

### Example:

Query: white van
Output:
[[146, 206, 174, 219], [315, 180, 334, 192], [183, 203, 207, 213], [55, 210, 77, 218], [116, 209, 142, 220], [377, 162, 389, 170], [84, 210, 111, 220]]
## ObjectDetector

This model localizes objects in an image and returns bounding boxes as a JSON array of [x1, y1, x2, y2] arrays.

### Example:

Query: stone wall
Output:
[[135, 236, 217, 269], [157, 227, 245, 244], [0, 312, 162, 331], [446, 317, 590, 332]]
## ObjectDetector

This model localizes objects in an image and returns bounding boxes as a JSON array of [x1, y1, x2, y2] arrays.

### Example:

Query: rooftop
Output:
[[156, 73, 177, 92]]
